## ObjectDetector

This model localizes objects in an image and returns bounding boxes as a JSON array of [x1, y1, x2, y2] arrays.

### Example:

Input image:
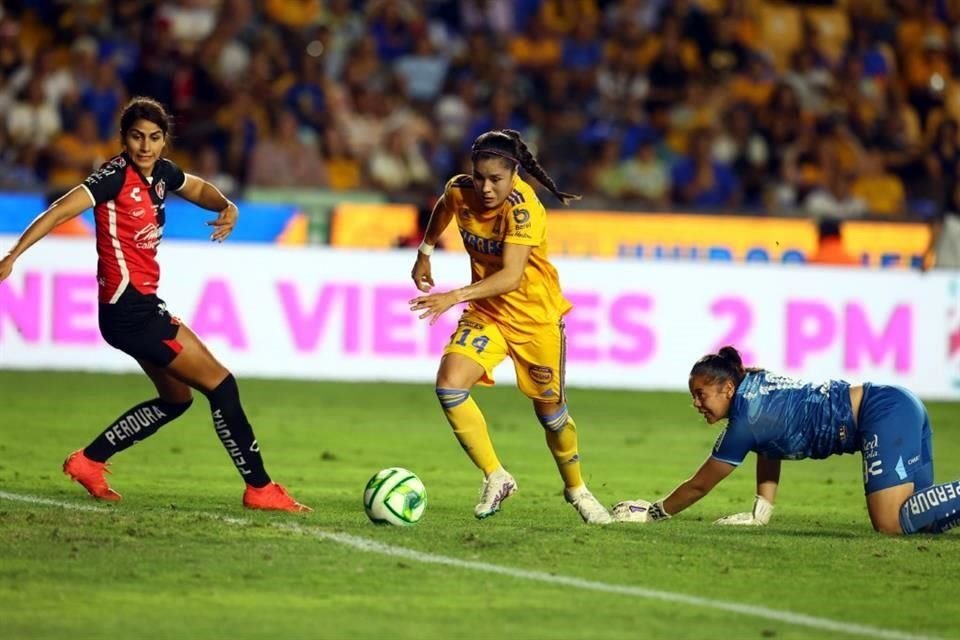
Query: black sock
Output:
[[203, 374, 270, 487], [84, 398, 193, 462]]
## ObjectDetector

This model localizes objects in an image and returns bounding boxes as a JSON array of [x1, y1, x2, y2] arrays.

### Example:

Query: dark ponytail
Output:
[[690, 345, 748, 386], [471, 129, 582, 205]]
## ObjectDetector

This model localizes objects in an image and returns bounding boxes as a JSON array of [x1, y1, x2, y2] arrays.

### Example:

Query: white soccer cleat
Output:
[[474, 468, 517, 519], [564, 486, 613, 525]]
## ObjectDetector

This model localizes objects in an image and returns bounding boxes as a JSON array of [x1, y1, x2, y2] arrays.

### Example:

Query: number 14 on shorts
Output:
[[453, 328, 489, 353]]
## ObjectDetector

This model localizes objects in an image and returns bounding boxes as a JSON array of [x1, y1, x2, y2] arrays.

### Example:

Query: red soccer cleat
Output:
[[243, 482, 312, 513], [63, 449, 122, 501]]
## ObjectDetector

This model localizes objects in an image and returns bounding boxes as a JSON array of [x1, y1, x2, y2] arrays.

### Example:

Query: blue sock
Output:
[[899, 480, 960, 534]]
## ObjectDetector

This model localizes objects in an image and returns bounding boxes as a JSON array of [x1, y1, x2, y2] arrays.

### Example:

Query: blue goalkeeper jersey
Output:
[[711, 371, 859, 466]]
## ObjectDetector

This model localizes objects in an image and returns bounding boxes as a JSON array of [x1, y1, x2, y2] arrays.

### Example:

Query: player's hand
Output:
[[411, 252, 434, 292], [0, 253, 14, 283], [208, 203, 238, 242], [714, 495, 773, 526], [611, 499, 653, 523], [409, 290, 458, 325]]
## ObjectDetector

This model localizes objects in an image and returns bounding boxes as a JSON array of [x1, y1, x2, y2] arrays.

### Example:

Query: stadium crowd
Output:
[[2, 0, 960, 221]]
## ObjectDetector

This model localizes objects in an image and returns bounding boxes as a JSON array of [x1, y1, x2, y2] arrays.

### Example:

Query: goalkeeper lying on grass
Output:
[[613, 346, 960, 535]]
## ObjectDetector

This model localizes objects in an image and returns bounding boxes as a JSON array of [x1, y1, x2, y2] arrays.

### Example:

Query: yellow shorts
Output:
[[442, 310, 566, 403]]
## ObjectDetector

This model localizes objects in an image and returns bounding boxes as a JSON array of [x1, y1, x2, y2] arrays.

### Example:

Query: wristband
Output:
[[648, 500, 672, 521], [418, 242, 435, 256]]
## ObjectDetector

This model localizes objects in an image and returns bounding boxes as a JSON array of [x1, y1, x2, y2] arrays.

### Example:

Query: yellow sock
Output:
[[539, 406, 583, 489], [436, 388, 500, 475]]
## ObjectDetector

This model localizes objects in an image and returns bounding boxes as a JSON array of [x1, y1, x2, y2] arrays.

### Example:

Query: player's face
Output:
[[472, 157, 516, 210], [123, 119, 167, 174], [688, 375, 735, 424]]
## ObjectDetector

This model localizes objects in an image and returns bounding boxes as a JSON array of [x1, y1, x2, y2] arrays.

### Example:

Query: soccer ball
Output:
[[363, 467, 427, 526]]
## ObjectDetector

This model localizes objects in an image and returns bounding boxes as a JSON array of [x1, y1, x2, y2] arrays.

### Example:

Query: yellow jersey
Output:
[[442, 173, 572, 341]]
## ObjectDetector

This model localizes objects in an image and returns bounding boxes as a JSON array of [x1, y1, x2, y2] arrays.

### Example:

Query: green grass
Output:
[[0, 371, 957, 640]]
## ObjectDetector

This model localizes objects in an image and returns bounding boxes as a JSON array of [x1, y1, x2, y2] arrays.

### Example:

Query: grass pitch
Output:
[[0, 371, 957, 639]]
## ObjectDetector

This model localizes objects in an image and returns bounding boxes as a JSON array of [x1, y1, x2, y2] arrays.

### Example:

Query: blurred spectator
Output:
[[368, 127, 431, 193], [588, 138, 626, 200], [672, 127, 739, 209], [540, 0, 599, 36], [0, 126, 42, 191], [367, 0, 419, 63], [646, 17, 694, 109], [248, 109, 326, 188], [194, 144, 239, 198], [853, 147, 906, 215], [7, 75, 61, 149], [81, 61, 126, 139], [926, 181, 960, 269], [322, 127, 363, 191], [804, 169, 867, 219], [620, 136, 670, 207], [47, 110, 111, 190], [285, 51, 327, 131], [809, 217, 860, 266], [924, 117, 959, 182], [509, 13, 562, 73], [264, 0, 322, 31], [713, 104, 769, 207], [395, 36, 449, 102], [0, 0, 957, 224], [460, 0, 514, 38]]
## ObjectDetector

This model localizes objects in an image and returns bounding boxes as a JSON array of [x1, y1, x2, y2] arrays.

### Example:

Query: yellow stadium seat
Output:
[[804, 7, 850, 62], [759, 3, 802, 70], [946, 82, 960, 123]]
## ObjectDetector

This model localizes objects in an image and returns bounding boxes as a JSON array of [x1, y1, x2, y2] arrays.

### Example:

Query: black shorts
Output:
[[99, 286, 183, 368]]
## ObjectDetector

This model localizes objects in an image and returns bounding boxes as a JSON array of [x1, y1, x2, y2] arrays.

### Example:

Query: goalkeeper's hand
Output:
[[611, 499, 671, 523], [714, 495, 774, 526]]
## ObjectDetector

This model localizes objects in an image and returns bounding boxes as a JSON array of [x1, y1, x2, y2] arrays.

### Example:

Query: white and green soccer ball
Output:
[[363, 467, 427, 526]]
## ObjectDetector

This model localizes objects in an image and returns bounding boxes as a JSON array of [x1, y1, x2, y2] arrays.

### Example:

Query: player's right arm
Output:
[[0, 185, 95, 282], [714, 453, 779, 526], [411, 193, 455, 293]]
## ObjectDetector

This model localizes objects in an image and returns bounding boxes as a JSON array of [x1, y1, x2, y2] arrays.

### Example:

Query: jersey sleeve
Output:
[[710, 419, 756, 467], [503, 199, 545, 247], [82, 157, 126, 205], [158, 159, 187, 192]]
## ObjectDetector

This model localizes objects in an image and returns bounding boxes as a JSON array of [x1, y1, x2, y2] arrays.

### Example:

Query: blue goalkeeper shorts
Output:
[[857, 384, 934, 495]]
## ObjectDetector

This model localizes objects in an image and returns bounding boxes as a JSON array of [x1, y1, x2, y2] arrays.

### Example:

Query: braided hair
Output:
[[471, 129, 581, 205]]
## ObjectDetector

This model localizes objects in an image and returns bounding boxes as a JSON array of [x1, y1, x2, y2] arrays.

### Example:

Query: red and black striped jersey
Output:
[[81, 153, 186, 304]]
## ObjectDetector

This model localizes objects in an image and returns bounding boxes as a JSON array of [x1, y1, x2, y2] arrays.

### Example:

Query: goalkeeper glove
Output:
[[714, 495, 774, 526], [611, 499, 671, 523]]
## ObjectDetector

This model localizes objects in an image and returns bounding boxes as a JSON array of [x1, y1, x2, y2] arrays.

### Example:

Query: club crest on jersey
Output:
[[528, 366, 554, 384], [155, 178, 166, 199]]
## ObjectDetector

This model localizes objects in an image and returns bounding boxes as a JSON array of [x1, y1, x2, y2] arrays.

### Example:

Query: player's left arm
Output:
[[452, 241, 533, 301], [175, 172, 238, 242], [410, 199, 541, 324], [409, 242, 533, 324], [662, 456, 737, 516]]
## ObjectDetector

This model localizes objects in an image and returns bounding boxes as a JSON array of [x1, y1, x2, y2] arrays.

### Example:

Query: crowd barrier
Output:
[[332, 203, 932, 268], [1, 237, 956, 399]]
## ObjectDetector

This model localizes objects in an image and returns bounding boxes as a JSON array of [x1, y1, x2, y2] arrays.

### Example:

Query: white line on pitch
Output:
[[0, 490, 937, 640]]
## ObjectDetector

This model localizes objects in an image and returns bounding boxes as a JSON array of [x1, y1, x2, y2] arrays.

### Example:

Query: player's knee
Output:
[[873, 521, 904, 535], [159, 397, 193, 418], [871, 513, 905, 535], [435, 387, 470, 410], [537, 403, 569, 432]]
